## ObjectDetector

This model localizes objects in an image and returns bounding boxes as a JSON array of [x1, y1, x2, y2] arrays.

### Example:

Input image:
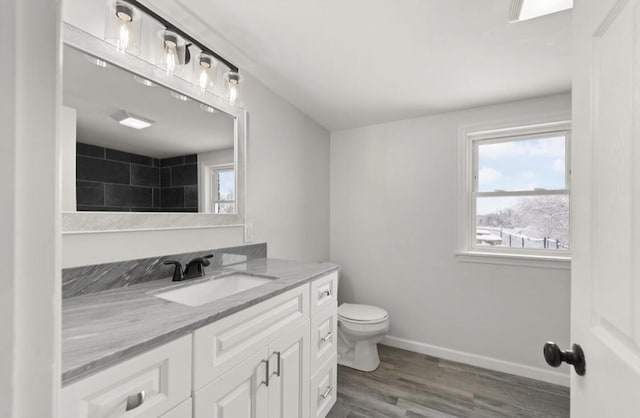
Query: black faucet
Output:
[[184, 254, 214, 279], [163, 260, 185, 281], [164, 254, 214, 282]]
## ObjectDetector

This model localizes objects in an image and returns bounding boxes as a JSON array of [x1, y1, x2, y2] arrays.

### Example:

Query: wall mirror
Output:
[[61, 23, 246, 233]]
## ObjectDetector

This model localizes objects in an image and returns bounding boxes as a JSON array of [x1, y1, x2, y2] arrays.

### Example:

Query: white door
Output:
[[194, 348, 269, 418], [268, 322, 310, 418], [571, 0, 640, 415]]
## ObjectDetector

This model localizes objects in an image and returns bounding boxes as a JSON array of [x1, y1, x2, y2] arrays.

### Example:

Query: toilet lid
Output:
[[338, 303, 388, 323]]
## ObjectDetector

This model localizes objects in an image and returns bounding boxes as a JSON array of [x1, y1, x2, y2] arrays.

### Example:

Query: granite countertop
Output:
[[62, 258, 338, 385]]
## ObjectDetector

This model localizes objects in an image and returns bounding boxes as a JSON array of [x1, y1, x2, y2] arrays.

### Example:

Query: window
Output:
[[211, 166, 235, 214], [459, 120, 571, 262]]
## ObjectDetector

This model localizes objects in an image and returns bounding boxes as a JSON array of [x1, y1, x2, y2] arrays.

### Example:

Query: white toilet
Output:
[[337, 303, 390, 372]]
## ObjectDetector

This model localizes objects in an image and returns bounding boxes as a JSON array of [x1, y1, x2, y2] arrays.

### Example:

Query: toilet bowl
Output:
[[337, 303, 389, 372]]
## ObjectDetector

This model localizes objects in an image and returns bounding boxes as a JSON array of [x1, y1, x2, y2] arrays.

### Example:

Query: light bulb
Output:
[[161, 34, 179, 77], [199, 69, 208, 92], [117, 22, 130, 53], [197, 54, 214, 92], [229, 85, 238, 106], [164, 46, 177, 76], [114, 2, 134, 54], [225, 71, 241, 106]]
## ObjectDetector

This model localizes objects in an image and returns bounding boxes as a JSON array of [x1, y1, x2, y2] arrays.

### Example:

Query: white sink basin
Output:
[[155, 273, 275, 307]]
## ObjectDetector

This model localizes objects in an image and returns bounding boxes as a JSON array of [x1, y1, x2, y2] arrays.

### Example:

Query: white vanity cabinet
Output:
[[192, 272, 339, 418], [194, 321, 310, 418], [192, 284, 311, 418], [62, 271, 338, 418]]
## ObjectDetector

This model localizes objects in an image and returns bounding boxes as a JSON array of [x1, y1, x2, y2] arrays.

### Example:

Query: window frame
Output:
[[457, 119, 572, 268], [210, 164, 236, 214]]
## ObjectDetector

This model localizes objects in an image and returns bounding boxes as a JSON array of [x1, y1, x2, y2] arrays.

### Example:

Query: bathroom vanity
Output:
[[58, 11, 339, 418], [61, 258, 338, 418]]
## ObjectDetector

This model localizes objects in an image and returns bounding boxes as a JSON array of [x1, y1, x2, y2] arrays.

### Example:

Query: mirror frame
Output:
[[61, 22, 246, 234]]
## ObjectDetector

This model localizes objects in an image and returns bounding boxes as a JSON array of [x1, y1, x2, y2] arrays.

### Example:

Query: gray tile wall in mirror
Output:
[[76, 142, 198, 212]]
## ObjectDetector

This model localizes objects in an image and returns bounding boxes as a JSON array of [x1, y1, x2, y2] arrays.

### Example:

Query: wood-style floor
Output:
[[327, 345, 569, 418]]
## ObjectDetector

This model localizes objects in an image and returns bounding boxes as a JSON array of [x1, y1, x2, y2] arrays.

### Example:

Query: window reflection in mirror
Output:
[[61, 45, 236, 214]]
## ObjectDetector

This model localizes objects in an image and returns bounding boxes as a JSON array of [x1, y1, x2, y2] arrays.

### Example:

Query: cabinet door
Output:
[[268, 321, 310, 418], [159, 398, 192, 418], [193, 284, 309, 389], [194, 347, 269, 418]]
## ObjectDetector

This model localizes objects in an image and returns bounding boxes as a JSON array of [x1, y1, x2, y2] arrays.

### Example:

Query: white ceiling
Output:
[[147, 0, 571, 131], [63, 44, 234, 158]]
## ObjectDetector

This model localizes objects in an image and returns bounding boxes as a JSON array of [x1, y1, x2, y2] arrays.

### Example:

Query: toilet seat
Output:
[[338, 303, 388, 324]]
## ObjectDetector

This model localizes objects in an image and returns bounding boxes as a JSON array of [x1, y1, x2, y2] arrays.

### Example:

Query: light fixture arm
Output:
[[120, 0, 239, 73]]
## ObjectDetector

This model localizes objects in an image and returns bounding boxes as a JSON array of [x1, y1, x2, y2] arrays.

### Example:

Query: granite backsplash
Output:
[[62, 243, 267, 298]]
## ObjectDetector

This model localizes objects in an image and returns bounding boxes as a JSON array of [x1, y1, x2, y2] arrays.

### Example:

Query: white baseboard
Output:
[[382, 335, 569, 387]]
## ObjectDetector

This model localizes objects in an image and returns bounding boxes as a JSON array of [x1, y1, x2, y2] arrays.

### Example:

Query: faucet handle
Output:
[[191, 254, 214, 267], [163, 260, 184, 282]]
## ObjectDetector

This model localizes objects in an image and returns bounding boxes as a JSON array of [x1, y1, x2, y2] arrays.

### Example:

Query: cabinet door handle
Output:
[[125, 390, 146, 411], [261, 359, 270, 387], [320, 386, 333, 399], [273, 351, 281, 377], [320, 331, 333, 343], [320, 289, 332, 298]]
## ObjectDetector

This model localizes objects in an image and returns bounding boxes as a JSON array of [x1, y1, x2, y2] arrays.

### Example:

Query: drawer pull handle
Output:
[[320, 386, 333, 399], [320, 331, 333, 343], [125, 390, 146, 411], [320, 289, 332, 298], [261, 359, 270, 387]]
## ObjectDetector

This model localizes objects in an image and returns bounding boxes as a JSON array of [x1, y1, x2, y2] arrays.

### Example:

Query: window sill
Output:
[[455, 251, 571, 270]]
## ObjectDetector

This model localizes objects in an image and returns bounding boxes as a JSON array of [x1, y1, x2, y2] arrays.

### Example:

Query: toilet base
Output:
[[337, 339, 382, 372]]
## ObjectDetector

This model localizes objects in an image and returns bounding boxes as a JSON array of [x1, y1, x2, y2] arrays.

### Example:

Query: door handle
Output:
[[271, 351, 281, 378], [543, 342, 586, 376], [320, 331, 333, 343], [260, 359, 270, 387]]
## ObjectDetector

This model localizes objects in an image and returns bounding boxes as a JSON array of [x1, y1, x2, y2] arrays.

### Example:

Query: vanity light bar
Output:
[[120, 0, 239, 73]]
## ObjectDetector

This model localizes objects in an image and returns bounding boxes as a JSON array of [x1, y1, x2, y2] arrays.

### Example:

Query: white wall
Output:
[[244, 73, 330, 262], [330, 93, 571, 385], [1, 0, 61, 416]]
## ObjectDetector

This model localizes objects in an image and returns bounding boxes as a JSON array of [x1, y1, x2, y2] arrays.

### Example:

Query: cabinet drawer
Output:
[[310, 272, 338, 314], [310, 305, 337, 375], [193, 284, 309, 389], [159, 398, 192, 418], [61, 336, 191, 418], [310, 354, 338, 418]]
